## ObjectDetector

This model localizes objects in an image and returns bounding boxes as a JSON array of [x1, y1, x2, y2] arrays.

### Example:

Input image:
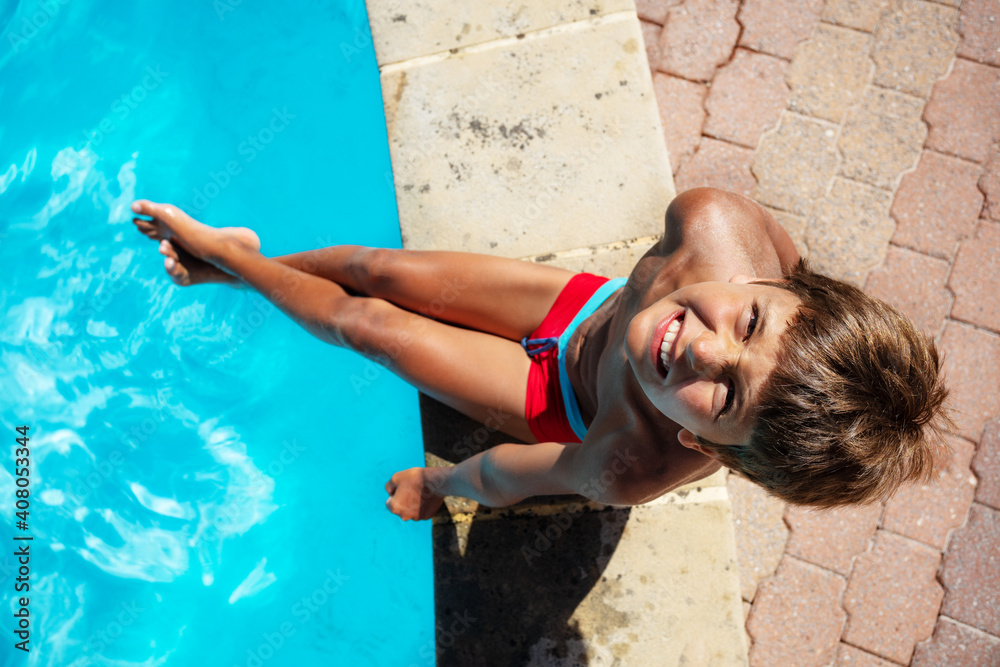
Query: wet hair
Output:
[[698, 260, 951, 508]]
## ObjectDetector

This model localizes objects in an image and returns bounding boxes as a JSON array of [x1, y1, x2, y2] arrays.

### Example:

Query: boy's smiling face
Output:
[[625, 276, 802, 452]]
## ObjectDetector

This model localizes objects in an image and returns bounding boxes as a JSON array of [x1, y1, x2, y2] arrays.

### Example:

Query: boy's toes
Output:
[[164, 256, 190, 285], [158, 239, 180, 260]]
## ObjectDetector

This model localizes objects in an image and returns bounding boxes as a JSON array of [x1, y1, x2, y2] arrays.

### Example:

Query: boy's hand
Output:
[[385, 467, 445, 521]]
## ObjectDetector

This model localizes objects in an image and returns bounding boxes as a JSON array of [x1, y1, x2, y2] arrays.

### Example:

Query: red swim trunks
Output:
[[522, 273, 623, 443]]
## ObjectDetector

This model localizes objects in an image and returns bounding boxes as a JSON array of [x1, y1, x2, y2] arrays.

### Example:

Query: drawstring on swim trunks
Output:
[[521, 336, 558, 357]]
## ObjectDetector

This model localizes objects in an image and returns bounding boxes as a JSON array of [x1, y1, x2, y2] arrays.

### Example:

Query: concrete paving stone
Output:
[[635, 0, 682, 25], [746, 556, 847, 666], [957, 0, 1000, 67], [863, 244, 952, 337], [924, 58, 1000, 163], [889, 149, 985, 259], [949, 221, 1000, 333], [838, 86, 927, 190], [766, 207, 809, 260], [674, 137, 756, 197], [640, 19, 663, 75], [912, 616, 1000, 666], [784, 502, 882, 576], [364, 0, 635, 65], [752, 112, 839, 215], [383, 14, 674, 257], [882, 434, 977, 549], [973, 420, 1000, 510], [872, 0, 960, 98], [822, 0, 898, 33], [737, 0, 825, 60], [939, 321, 1000, 442], [704, 48, 790, 147], [806, 177, 895, 285], [727, 474, 788, 602], [657, 0, 741, 82], [940, 502, 1000, 636], [651, 72, 707, 174], [982, 143, 1000, 222], [835, 643, 899, 667], [786, 24, 875, 123], [842, 530, 944, 664]]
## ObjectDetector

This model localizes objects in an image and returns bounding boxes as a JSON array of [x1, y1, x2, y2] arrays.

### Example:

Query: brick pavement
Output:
[[639, 0, 1000, 663]]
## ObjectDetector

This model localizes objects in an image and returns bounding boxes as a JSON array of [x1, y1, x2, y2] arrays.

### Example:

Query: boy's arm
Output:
[[385, 441, 615, 521]]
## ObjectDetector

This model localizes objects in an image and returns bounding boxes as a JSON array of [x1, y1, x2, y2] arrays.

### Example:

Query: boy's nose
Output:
[[687, 332, 735, 378]]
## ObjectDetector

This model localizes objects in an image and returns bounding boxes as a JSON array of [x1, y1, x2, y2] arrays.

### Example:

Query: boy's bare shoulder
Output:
[[652, 187, 785, 281]]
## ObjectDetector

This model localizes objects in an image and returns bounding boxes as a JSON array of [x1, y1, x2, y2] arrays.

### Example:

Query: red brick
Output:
[[784, 503, 882, 576], [738, 0, 825, 60], [912, 616, 1000, 666], [651, 73, 706, 174], [704, 48, 789, 148], [973, 420, 1000, 510], [834, 643, 898, 667], [747, 556, 847, 666], [940, 502, 1000, 636], [939, 321, 1000, 441], [949, 221, 1000, 333], [842, 530, 944, 663], [635, 0, 682, 25], [657, 0, 740, 82], [957, 0, 1000, 67], [889, 150, 984, 259], [983, 143, 1000, 222], [674, 138, 756, 197], [864, 244, 953, 337], [924, 58, 1000, 163], [882, 435, 977, 549], [640, 20, 663, 74]]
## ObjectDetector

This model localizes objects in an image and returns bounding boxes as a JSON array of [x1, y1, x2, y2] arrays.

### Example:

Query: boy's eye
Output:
[[744, 302, 759, 341], [719, 380, 735, 417]]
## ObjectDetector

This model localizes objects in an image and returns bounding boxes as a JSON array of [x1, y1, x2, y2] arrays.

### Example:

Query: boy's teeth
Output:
[[658, 318, 681, 373]]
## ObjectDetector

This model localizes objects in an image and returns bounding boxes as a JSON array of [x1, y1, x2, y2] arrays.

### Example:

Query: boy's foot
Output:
[[131, 200, 261, 286]]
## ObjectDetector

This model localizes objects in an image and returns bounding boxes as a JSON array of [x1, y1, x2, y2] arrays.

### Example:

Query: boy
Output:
[[131, 187, 948, 521]]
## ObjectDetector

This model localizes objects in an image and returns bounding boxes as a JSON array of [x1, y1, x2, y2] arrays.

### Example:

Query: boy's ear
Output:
[[677, 428, 721, 461]]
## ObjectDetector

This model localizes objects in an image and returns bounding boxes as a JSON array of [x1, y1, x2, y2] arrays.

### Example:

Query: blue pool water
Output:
[[0, 1, 433, 665]]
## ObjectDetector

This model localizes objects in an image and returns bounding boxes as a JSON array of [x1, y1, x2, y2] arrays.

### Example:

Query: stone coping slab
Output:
[[378, 11, 674, 257], [366, 0, 634, 66]]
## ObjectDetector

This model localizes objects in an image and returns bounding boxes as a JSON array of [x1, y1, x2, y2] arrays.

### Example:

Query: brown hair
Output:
[[699, 260, 950, 507]]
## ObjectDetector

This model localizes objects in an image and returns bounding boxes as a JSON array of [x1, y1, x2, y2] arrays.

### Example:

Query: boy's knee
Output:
[[354, 247, 398, 297], [336, 297, 394, 359]]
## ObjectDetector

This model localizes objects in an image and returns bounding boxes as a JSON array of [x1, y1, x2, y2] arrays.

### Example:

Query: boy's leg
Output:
[[271, 246, 578, 341], [132, 201, 537, 442], [154, 233, 579, 342]]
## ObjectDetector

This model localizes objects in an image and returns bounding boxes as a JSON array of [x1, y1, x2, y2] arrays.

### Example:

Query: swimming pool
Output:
[[0, 1, 433, 664]]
